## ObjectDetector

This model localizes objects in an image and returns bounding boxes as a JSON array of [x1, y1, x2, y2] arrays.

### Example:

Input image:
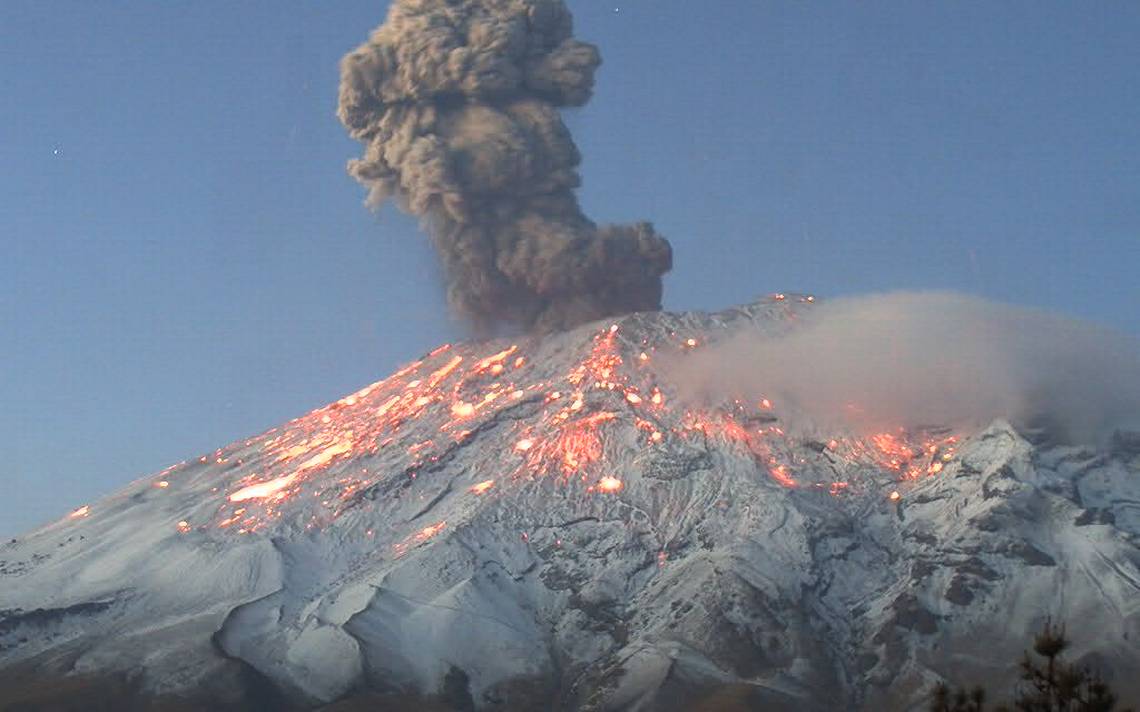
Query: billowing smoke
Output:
[[338, 0, 672, 334], [665, 292, 1140, 445]]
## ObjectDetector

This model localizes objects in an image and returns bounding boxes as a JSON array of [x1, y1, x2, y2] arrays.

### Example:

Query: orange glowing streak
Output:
[[354, 380, 383, 399], [515, 438, 534, 452], [889, 490, 901, 501], [276, 443, 312, 463], [416, 521, 446, 541], [580, 411, 618, 426], [176, 520, 191, 533], [768, 464, 796, 488], [428, 355, 463, 387], [229, 473, 299, 502], [625, 392, 642, 405], [155, 480, 170, 488], [597, 476, 623, 493], [469, 480, 495, 495], [374, 395, 401, 417], [297, 441, 352, 471], [475, 345, 517, 371], [390, 360, 425, 380], [392, 519, 444, 558], [69, 505, 90, 519]]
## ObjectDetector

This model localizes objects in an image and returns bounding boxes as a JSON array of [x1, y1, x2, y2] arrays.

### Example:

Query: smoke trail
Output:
[[664, 292, 1140, 446], [338, 0, 672, 334]]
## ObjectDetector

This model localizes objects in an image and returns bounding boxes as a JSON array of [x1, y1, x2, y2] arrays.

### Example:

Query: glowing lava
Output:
[[185, 304, 959, 536], [417, 522, 446, 540], [229, 474, 299, 502], [451, 402, 476, 418], [393, 521, 447, 558], [469, 480, 495, 495], [596, 476, 623, 493]]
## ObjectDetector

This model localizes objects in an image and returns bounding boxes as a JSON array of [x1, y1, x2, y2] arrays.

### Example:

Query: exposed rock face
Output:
[[2, 297, 1138, 710]]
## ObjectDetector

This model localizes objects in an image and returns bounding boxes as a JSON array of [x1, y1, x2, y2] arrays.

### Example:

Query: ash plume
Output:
[[665, 292, 1140, 446], [337, 0, 672, 334]]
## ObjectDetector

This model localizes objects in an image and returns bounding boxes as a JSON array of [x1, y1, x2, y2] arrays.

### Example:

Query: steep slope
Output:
[[2, 296, 1138, 710]]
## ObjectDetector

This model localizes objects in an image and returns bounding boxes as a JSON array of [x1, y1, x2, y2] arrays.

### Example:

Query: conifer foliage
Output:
[[930, 620, 1132, 712]]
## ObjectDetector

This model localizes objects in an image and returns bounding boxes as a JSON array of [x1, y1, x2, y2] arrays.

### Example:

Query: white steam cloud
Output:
[[666, 292, 1140, 445]]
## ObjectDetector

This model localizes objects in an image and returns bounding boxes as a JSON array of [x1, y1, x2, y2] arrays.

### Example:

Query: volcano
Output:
[[2, 296, 1139, 710]]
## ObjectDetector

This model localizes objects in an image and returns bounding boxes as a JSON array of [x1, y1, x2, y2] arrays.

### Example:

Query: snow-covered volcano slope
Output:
[[2, 296, 1139, 710]]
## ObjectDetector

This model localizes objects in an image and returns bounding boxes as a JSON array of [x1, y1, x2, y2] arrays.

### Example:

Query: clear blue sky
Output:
[[3, 1, 1138, 537]]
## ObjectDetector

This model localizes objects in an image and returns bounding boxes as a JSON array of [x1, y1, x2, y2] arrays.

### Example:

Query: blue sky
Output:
[[2, 1, 1138, 536]]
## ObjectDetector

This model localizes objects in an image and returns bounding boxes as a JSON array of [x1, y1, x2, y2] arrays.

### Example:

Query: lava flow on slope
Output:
[[17, 294, 1140, 712], [66, 295, 958, 553]]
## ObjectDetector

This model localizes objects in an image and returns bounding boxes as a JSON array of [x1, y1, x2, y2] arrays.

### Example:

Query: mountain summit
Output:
[[2, 297, 1138, 710]]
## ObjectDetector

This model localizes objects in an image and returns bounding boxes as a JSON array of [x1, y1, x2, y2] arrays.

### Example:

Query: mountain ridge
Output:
[[2, 296, 1138, 710]]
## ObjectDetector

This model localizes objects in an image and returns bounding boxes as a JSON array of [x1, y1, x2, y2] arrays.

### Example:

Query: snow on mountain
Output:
[[2, 296, 1138, 710]]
